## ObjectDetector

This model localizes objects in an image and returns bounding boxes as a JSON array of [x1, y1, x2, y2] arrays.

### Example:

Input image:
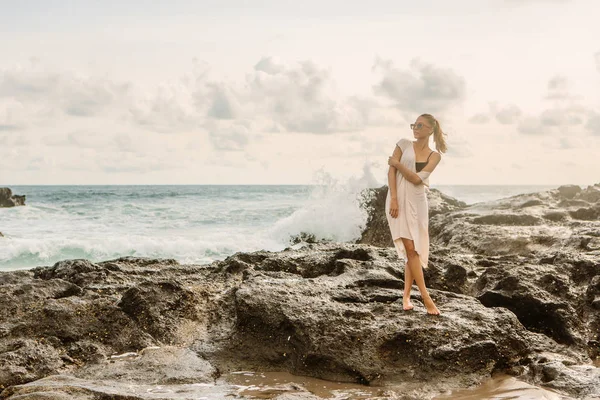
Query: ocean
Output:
[[0, 183, 560, 270]]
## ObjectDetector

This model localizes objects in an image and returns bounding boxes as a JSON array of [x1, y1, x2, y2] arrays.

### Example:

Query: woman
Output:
[[385, 113, 447, 315]]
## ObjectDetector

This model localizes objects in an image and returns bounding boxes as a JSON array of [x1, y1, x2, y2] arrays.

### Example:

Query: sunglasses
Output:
[[410, 122, 431, 130]]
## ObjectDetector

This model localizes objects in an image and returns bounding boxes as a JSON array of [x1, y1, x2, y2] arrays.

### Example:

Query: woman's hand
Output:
[[388, 157, 399, 169], [389, 197, 399, 218]]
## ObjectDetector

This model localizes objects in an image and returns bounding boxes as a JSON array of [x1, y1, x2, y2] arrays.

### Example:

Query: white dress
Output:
[[385, 138, 433, 269]]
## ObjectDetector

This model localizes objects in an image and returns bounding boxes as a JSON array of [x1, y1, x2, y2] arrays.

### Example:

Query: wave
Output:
[[268, 163, 381, 244]]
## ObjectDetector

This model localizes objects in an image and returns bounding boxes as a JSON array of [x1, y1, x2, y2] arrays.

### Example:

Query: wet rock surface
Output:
[[1, 183, 600, 399]]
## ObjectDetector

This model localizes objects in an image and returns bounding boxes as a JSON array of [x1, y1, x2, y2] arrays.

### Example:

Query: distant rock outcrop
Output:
[[0, 188, 26, 207]]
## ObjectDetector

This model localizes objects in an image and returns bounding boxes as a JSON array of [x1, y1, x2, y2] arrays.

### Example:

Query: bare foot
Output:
[[402, 297, 414, 311], [423, 296, 440, 315]]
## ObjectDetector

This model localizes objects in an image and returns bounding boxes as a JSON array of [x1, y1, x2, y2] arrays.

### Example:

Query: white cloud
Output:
[[586, 111, 600, 135], [442, 133, 473, 158], [516, 77, 589, 140], [206, 120, 251, 151], [372, 58, 466, 118], [517, 116, 546, 135], [246, 56, 375, 134], [469, 113, 490, 124], [495, 104, 522, 125], [125, 56, 382, 136], [595, 51, 600, 73], [0, 98, 27, 130], [206, 83, 242, 120], [546, 75, 569, 100], [128, 83, 201, 133], [0, 61, 130, 119]]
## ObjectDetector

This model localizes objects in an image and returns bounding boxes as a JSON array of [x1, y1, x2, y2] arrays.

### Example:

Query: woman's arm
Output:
[[388, 146, 402, 195], [388, 152, 442, 185], [388, 146, 402, 218]]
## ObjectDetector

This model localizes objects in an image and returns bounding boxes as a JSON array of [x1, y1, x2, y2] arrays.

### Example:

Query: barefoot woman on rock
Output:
[[385, 114, 447, 315]]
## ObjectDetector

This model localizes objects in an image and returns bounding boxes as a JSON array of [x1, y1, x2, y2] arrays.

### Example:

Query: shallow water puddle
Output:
[[433, 374, 569, 400], [225, 370, 588, 400], [226, 371, 383, 399]]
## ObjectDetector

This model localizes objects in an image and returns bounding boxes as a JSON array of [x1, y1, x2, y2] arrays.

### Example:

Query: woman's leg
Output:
[[395, 238, 414, 310], [401, 238, 440, 315], [403, 258, 414, 310]]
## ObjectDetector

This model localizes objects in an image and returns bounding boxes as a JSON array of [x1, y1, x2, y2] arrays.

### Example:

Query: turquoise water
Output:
[[0, 184, 560, 270]]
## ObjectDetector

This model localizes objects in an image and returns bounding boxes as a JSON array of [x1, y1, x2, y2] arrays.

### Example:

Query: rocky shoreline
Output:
[[0, 184, 599, 399]]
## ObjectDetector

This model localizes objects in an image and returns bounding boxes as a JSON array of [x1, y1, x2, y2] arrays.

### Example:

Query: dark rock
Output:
[[1, 244, 584, 399], [472, 214, 542, 226], [290, 232, 330, 245], [0, 188, 26, 207], [118, 281, 200, 343], [543, 211, 568, 222], [569, 205, 600, 221], [577, 184, 600, 203], [527, 360, 600, 398], [519, 199, 545, 208], [557, 184, 582, 199]]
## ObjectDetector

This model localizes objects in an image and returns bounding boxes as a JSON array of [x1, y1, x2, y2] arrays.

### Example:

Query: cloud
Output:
[[206, 120, 251, 151], [246, 56, 375, 134], [469, 103, 521, 125], [586, 111, 600, 135], [541, 106, 585, 126], [0, 98, 27, 130], [555, 136, 587, 149], [517, 77, 588, 138], [469, 113, 490, 124], [517, 116, 546, 135], [67, 130, 115, 149], [545, 75, 571, 100], [595, 51, 600, 73], [442, 134, 473, 158], [128, 83, 201, 133], [517, 107, 585, 135], [495, 104, 522, 124], [127, 56, 381, 136], [206, 83, 242, 120], [373, 58, 466, 117], [0, 61, 130, 118]]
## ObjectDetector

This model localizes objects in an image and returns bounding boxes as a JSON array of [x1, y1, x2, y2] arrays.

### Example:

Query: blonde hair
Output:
[[420, 113, 447, 154]]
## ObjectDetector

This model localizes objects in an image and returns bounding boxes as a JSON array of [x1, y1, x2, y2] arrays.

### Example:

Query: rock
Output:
[[0, 247, 551, 394], [577, 183, 600, 203], [527, 360, 600, 398], [77, 346, 217, 384], [289, 232, 330, 245], [0, 188, 26, 207], [569, 205, 600, 221], [472, 214, 542, 226], [118, 281, 201, 344], [474, 263, 586, 346], [543, 211, 568, 222], [557, 184, 582, 199]]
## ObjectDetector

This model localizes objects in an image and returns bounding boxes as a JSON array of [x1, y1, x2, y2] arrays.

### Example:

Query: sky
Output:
[[0, 0, 599, 186]]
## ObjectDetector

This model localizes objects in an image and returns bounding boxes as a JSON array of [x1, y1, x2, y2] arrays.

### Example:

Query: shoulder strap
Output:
[[426, 151, 434, 162]]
